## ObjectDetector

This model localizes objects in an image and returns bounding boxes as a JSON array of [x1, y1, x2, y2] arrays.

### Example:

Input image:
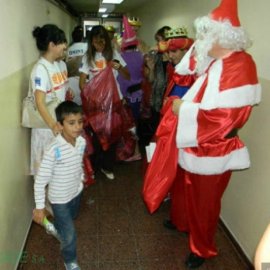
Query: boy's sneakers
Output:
[[43, 217, 61, 242], [101, 168, 115, 180], [64, 261, 81, 270]]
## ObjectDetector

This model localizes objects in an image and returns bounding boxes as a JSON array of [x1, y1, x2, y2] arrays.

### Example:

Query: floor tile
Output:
[[18, 160, 251, 270]]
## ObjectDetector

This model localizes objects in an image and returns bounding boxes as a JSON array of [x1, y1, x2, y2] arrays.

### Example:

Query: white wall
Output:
[[0, 0, 269, 268], [134, 0, 270, 263], [0, 1, 76, 269]]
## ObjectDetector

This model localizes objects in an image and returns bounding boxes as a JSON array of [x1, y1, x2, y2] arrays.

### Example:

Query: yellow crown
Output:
[[105, 25, 115, 33], [165, 27, 188, 39], [128, 16, 142, 27]]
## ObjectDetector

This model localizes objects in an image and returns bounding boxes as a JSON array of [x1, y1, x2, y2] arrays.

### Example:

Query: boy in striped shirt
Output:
[[33, 101, 85, 270]]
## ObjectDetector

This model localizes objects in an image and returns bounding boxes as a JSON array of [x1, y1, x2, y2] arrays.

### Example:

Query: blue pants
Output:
[[51, 192, 82, 264]]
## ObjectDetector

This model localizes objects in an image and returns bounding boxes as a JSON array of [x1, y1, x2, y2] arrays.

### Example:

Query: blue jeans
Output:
[[51, 192, 82, 264]]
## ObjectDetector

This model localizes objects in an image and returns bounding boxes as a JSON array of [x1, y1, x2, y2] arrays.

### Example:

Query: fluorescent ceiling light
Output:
[[98, 7, 107, 13], [102, 0, 124, 4], [102, 14, 109, 17]]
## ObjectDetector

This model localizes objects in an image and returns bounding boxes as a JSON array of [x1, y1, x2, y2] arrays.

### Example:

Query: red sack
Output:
[[83, 154, 95, 187], [115, 103, 136, 160], [81, 66, 123, 151], [80, 129, 95, 187], [142, 97, 179, 214], [116, 131, 136, 161], [120, 103, 135, 132]]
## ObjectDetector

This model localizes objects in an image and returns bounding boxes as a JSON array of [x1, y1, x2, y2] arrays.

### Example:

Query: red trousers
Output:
[[170, 167, 231, 258]]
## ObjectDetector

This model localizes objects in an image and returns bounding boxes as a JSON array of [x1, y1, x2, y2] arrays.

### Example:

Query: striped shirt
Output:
[[34, 134, 86, 209]]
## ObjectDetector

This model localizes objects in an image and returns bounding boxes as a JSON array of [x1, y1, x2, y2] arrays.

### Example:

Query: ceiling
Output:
[[55, 0, 150, 17]]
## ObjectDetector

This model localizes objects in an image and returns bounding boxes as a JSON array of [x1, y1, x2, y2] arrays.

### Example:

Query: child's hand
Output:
[[111, 60, 122, 71], [33, 208, 46, 225]]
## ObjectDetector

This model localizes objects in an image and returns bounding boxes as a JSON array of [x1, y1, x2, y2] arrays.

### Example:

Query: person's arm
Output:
[[119, 66, 130, 81], [112, 60, 130, 80], [143, 54, 155, 82], [112, 50, 130, 80], [32, 208, 46, 225], [255, 224, 270, 270], [78, 55, 90, 91], [79, 72, 88, 91], [34, 90, 61, 135], [33, 146, 54, 225]]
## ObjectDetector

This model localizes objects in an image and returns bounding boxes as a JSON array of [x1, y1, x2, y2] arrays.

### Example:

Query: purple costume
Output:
[[117, 50, 144, 120]]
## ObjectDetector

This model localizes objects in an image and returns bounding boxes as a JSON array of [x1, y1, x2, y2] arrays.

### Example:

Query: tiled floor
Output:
[[18, 161, 251, 270]]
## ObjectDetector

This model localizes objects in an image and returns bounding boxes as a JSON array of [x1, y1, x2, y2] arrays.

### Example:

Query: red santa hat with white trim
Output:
[[210, 0, 240, 27], [121, 15, 139, 50]]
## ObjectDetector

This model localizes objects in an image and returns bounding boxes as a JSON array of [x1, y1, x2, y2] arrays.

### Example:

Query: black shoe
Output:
[[163, 219, 177, 230], [185, 253, 205, 268]]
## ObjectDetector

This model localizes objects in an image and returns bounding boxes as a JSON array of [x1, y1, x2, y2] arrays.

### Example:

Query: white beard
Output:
[[194, 36, 215, 75]]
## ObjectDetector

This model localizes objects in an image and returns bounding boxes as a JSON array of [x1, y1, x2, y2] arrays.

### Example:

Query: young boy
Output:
[[32, 101, 85, 270]]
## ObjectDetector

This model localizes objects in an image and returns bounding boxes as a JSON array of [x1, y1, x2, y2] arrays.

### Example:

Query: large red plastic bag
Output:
[[116, 103, 136, 160], [116, 131, 136, 161], [142, 97, 179, 214], [81, 66, 123, 150]]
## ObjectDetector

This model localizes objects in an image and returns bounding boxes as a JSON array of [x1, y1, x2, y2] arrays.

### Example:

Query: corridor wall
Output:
[[0, 1, 76, 269]]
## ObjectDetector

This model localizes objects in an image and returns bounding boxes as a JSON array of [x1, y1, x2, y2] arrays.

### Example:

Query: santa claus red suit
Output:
[[173, 1, 262, 264], [172, 47, 261, 257], [145, 0, 262, 267]]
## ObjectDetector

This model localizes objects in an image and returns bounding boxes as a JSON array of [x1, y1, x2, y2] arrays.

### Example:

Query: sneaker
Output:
[[64, 261, 81, 270], [101, 168, 115, 180], [43, 217, 61, 241]]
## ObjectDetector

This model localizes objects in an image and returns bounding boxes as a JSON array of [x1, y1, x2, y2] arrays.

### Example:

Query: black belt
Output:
[[127, 83, 141, 93], [225, 128, 238, 139]]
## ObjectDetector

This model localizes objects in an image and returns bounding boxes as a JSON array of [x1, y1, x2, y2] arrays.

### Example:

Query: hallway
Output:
[[18, 161, 250, 270]]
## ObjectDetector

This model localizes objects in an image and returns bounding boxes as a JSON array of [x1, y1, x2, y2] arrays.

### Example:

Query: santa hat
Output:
[[121, 16, 139, 50], [210, 0, 240, 27]]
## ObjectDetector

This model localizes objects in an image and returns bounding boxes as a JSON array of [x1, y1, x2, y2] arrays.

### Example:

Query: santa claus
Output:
[[170, 0, 261, 268]]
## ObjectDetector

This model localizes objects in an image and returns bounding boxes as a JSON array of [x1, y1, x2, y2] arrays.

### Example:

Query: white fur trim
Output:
[[200, 60, 222, 109], [176, 102, 199, 148], [214, 83, 261, 108], [200, 60, 261, 109], [182, 59, 261, 110], [179, 147, 250, 175], [175, 44, 195, 75]]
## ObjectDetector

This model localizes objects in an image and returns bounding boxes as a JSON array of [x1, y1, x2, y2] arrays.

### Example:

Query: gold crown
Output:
[[128, 16, 142, 27], [104, 25, 115, 33], [165, 27, 188, 39]]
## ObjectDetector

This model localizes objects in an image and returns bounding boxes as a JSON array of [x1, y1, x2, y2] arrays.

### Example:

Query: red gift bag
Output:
[[142, 97, 179, 214], [81, 66, 123, 150]]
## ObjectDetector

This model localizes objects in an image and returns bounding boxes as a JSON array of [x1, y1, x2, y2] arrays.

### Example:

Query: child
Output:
[[32, 100, 85, 270], [79, 25, 130, 180]]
